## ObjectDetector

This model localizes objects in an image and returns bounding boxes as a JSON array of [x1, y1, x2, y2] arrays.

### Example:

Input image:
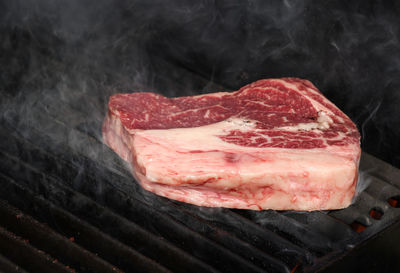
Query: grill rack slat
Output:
[[0, 225, 72, 273], [0, 172, 173, 273], [363, 175, 400, 202], [163, 200, 295, 271], [0, 199, 126, 273], [281, 211, 355, 243], [0, 157, 220, 273], [0, 253, 29, 273], [176, 203, 314, 263], [232, 209, 334, 256]]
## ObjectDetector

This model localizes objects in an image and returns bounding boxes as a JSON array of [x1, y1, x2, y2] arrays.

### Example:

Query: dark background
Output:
[[1, 0, 400, 168]]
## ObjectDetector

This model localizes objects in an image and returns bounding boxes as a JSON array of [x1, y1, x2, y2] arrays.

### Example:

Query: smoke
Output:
[[352, 170, 374, 204], [1, 0, 400, 206], [0, 0, 235, 206], [359, 100, 382, 143]]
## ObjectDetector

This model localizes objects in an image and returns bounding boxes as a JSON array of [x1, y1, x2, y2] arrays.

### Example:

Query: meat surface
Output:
[[102, 78, 361, 210]]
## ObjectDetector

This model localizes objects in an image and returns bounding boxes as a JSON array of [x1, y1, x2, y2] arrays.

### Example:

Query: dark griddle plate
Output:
[[1, 90, 400, 273]]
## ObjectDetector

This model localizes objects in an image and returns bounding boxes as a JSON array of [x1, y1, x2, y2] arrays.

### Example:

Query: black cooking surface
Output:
[[2, 71, 400, 272], [1, 0, 400, 272]]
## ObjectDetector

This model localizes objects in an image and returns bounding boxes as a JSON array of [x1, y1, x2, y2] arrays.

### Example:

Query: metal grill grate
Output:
[[1, 87, 400, 273]]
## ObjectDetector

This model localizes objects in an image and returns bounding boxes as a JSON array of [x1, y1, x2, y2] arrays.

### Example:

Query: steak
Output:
[[102, 78, 361, 211]]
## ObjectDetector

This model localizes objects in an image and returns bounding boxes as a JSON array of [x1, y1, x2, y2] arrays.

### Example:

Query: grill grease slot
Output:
[[369, 207, 384, 220], [388, 196, 400, 208], [350, 221, 367, 233]]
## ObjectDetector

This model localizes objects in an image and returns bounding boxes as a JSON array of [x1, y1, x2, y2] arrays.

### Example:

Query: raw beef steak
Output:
[[103, 78, 361, 211]]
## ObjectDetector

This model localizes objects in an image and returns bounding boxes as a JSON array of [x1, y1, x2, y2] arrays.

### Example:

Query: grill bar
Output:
[[0, 253, 28, 273], [0, 225, 72, 273], [0, 199, 125, 273], [233, 210, 334, 256], [160, 201, 293, 271], [281, 211, 354, 243], [0, 162, 218, 273], [364, 175, 400, 201], [173, 202, 313, 265]]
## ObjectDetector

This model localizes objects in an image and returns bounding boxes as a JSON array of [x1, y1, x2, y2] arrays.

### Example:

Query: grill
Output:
[[2, 67, 400, 273]]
